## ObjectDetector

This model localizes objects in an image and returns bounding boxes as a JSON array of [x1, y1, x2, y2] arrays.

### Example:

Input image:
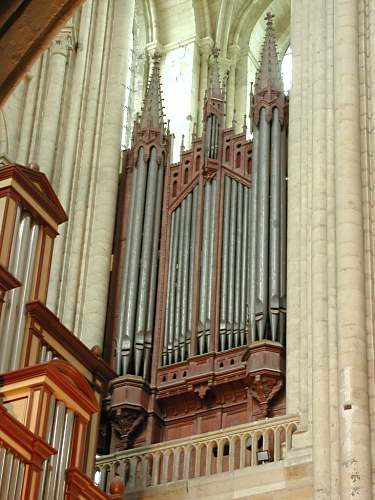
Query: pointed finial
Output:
[[242, 114, 247, 133], [207, 47, 223, 99], [138, 52, 165, 130], [180, 134, 185, 152], [254, 12, 283, 95], [232, 109, 237, 129]]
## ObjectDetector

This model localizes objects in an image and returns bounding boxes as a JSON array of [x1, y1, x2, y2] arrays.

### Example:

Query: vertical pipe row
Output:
[[187, 187, 199, 357], [180, 193, 192, 361], [167, 208, 180, 364], [227, 179, 238, 349], [134, 147, 159, 376], [54, 409, 75, 500], [174, 201, 186, 361], [234, 184, 243, 347], [255, 108, 271, 340], [0, 211, 39, 373], [205, 178, 217, 351], [163, 212, 175, 366], [120, 147, 148, 374], [144, 164, 164, 377], [220, 176, 231, 350], [269, 107, 281, 342]]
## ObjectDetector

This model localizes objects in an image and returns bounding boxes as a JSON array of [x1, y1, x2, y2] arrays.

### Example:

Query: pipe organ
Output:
[[106, 15, 287, 451]]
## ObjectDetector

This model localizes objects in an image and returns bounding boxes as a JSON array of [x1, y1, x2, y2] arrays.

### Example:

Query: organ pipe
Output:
[[175, 199, 186, 362], [205, 178, 216, 352], [180, 193, 192, 361], [269, 107, 281, 341], [234, 183, 243, 348], [187, 187, 198, 357], [255, 108, 271, 340], [249, 128, 259, 343], [227, 178, 237, 349], [135, 147, 159, 375], [241, 188, 250, 345], [220, 176, 231, 351], [279, 126, 287, 345]]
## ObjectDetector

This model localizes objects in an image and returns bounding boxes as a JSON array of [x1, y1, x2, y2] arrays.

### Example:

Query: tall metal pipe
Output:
[[121, 147, 148, 374], [7, 457, 21, 500], [0, 452, 14, 498], [227, 178, 237, 349], [205, 179, 216, 351], [220, 176, 231, 351], [144, 164, 164, 376], [249, 128, 259, 342], [240, 187, 249, 345], [0, 447, 6, 484], [180, 193, 192, 361], [38, 395, 56, 498], [43, 401, 66, 499], [187, 187, 198, 357], [134, 147, 159, 375], [234, 182, 243, 347], [279, 126, 287, 345], [255, 108, 270, 340], [0, 212, 31, 372], [163, 210, 176, 366], [116, 165, 138, 373], [269, 107, 281, 341], [54, 409, 75, 500], [198, 181, 212, 354], [174, 199, 186, 362], [10, 221, 39, 371], [206, 116, 212, 159], [168, 207, 180, 364]]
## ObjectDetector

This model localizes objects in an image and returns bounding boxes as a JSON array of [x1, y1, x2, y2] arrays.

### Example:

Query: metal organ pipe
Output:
[[234, 183, 243, 347], [279, 126, 287, 345], [205, 178, 216, 351], [135, 147, 159, 376], [145, 164, 165, 376], [116, 163, 138, 374], [269, 107, 281, 342], [255, 108, 271, 340], [249, 128, 259, 343], [180, 193, 192, 361], [187, 187, 198, 357], [175, 199, 186, 361], [227, 178, 237, 349], [167, 207, 180, 364], [241, 187, 250, 345], [163, 212, 176, 366], [121, 147, 148, 374], [220, 176, 231, 351], [54, 409, 75, 500]]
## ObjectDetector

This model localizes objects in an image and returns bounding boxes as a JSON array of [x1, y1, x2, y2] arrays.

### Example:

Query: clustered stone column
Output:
[[197, 37, 214, 136], [288, 0, 373, 498]]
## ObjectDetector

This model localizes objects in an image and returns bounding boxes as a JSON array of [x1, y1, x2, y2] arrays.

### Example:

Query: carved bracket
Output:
[[111, 407, 146, 450], [248, 373, 283, 418]]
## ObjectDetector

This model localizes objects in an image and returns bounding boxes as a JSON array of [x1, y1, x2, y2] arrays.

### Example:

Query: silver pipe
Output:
[[205, 179, 216, 352], [134, 147, 159, 375], [0, 452, 14, 498], [122, 147, 148, 374], [249, 128, 259, 342], [39, 344, 47, 363], [43, 401, 66, 499], [38, 395, 57, 498], [227, 178, 237, 349], [187, 186, 198, 357], [279, 126, 287, 345], [255, 108, 270, 340], [144, 164, 164, 376], [220, 176, 231, 351], [241, 187, 249, 345], [214, 116, 219, 159], [269, 107, 281, 342], [54, 409, 75, 500], [168, 208, 180, 364], [180, 193, 192, 361], [7, 457, 20, 500], [163, 210, 176, 366], [0, 447, 6, 484], [234, 182, 243, 348], [198, 181, 212, 354], [0, 212, 32, 372], [175, 199, 186, 362], [45, 350, 53, 362], [116, 165, 138, 373], [210, 115, 216, 158], [14, 461, 24, 500], [206, 116, 212, 159], [10, 221, 39, 371]]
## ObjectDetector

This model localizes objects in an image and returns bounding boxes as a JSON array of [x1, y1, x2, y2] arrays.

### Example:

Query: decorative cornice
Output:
[[51, 26, 76, 56]]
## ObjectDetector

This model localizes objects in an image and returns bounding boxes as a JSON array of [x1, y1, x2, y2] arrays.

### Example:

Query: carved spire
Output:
[[139, 54, 165, 130], [254, 13, 283, 95], [207, 48, 223, 100]]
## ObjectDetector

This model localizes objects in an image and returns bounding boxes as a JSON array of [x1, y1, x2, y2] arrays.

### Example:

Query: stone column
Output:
[[79, 0, 135, 348], [225, 44, 240, 128], [36, 27, 74, 181], [334, 0, 372, 497], [197, 37, 214, 136]]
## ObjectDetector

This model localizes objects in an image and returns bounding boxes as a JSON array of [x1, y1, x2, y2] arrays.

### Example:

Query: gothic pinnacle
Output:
[[139, 53, 165, 130], [254, 12, 283, 95], [207, 47, 223, 99]]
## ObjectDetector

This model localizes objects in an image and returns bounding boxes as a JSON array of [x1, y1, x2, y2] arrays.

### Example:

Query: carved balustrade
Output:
[[96, 414, 299, 494]]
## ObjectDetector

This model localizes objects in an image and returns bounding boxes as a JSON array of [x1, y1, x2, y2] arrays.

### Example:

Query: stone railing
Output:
[[96, 414, 299, 494]]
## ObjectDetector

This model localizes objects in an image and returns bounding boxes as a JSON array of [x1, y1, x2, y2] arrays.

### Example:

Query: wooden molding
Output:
[[65, 467, 111, 500]]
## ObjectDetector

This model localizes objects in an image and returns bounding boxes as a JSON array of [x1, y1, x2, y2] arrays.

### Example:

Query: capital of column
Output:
[[50, 26, 76, 57], [146, 41, 164, 59], [199, 37, 214, 59], [228, 44, 241, 66]]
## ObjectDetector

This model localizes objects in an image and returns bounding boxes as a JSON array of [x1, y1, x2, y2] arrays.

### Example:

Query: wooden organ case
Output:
[[106, 24, 288, 454]]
